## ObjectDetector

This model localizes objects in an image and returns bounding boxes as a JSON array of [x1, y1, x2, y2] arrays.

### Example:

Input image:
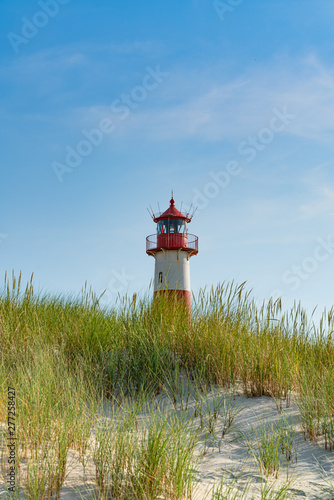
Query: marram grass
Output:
[[0, 271, 334, 499]]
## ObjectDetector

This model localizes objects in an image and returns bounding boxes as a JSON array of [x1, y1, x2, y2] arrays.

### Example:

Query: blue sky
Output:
[[1, 0, 334, 319]]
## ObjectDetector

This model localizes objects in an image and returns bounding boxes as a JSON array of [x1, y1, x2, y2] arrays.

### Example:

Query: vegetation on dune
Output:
[[0, 271, 334, 498]]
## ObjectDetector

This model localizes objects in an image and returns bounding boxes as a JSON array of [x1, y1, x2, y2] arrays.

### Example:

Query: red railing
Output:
[[146, 233, 198, 254]]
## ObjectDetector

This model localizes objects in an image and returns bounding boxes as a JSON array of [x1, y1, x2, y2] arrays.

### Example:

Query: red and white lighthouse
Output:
[[146, 196, 198, 310]]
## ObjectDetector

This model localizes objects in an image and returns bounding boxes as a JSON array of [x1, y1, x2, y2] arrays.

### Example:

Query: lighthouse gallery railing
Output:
[[146, 233, 198, 253]]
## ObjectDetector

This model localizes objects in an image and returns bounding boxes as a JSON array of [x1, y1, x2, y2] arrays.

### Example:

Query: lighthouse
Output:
[[146, 196, 198, 310]]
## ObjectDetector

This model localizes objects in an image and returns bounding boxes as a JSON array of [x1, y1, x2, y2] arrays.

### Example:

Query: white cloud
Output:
[[65, 53, 334, 146], [101, 41, 162, 55], [300, 186, 334, 219], [5, 48, 334, 156], [0, 47, 88, 80], [297, 163, 334, 219]]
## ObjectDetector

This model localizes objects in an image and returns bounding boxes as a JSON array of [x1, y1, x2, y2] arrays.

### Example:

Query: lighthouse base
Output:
[[153, 289, 191, 311]]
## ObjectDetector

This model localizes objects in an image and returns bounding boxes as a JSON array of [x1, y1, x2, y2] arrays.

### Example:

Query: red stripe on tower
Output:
[[153, 289, 192, 310]]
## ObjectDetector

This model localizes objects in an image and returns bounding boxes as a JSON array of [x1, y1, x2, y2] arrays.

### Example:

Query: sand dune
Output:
[[2, 384, 334, 499]]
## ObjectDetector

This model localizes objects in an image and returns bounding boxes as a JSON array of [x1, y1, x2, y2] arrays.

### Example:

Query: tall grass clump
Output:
[[245, 415, 298, 478], [6, 339, 99, 498], [2, 272, 334, 409], [93, 396, 198, 499], [298, 367, 334, 449], [295, 309, 334, 450]]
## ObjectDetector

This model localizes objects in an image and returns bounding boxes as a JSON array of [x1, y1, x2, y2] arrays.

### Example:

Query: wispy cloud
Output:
[[64, 53, 334, 145], [295, 162, 334, 220], [101, 41, 163, 55], [4, 48, 334, 154], [0, 40, 164, 84], [0, 47, 88, 79], [300, 183, 334, 220]]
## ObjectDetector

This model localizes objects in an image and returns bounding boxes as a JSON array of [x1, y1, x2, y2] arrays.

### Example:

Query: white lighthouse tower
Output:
[[146, 196, 198, 310]]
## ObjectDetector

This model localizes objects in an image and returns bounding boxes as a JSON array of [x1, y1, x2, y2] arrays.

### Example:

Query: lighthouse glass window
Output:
[[157, 221, 167, 234], [175, 220, 186, 234], [170, 219, 186, 233], [157, 219, 186, 234]]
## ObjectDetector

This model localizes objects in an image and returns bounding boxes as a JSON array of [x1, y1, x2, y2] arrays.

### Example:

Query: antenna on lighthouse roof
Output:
[[185, 203, 194, 220], [147, 206, 154, 219]]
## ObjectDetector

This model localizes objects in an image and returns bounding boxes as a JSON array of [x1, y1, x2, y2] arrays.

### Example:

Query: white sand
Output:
[[1, 386, 334, 499]]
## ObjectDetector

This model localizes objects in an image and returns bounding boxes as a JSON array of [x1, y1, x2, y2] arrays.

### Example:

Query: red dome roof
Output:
[[153, 197, 191, 222]]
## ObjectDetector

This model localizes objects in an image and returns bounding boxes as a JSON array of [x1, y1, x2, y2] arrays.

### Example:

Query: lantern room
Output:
[[146, 197, 198, 256]]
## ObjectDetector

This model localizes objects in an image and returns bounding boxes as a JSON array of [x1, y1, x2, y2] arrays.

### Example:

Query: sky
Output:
[[1, 0, 334, 319]]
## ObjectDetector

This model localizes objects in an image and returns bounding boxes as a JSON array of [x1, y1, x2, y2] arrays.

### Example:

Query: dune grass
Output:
[[0, 271, 334, 498], [244, 413, 298, 479]]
